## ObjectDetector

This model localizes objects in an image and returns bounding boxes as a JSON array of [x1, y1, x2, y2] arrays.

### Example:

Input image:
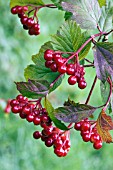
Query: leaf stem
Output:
[[85, 75, 97, 105], [50, 74, 63, 88], [84, 64, 94, 68], [103, 77, 112, 111], [27, 4, 57, 9]]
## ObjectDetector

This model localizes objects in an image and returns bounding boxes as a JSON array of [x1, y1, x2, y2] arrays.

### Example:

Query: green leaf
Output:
[[16, 79, 49, 99], [94, 42, 113, 82], [24, 42, 64, 92], [100, 81, 110, 104], [52, 20, 91, 60], [98, 3, 113, 32], [54, 99, 96, 123], [100, 81, 112, 113], [10, 0, 44, 8], [98, 0, 106, 7], [44, 98, 69, 130], [61, 0, 101, 29]]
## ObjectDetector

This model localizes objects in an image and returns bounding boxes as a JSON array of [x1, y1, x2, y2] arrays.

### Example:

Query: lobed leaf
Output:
[[98, 3, 113, 32], [54, 99, 96, 123], [61, 0, 101, 29], [16, 79, 49, 99], [10, 0, 44, 8], [52, 20, 91, 60], [94, 42, 113, 82], [96, 110, 113, 143], [44, 98, 69, 130]]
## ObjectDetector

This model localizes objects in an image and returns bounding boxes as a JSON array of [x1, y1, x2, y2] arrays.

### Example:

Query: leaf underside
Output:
[[94, 42, 113, 82], [61, 0, 101, 29], [54, 99, 96, 123]]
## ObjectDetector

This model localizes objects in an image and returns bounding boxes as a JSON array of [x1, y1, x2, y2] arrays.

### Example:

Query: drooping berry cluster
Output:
[[10, 95, 51, 125], [74, 118, 103, 150], [33, 126, 70, 157], [11, 5, 40, 36], [10, 94, 71, 157], [44, 49, 87, 89]]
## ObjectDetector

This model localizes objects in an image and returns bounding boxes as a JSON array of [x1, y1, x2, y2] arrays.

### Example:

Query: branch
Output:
[[85, 75, 97, 105]]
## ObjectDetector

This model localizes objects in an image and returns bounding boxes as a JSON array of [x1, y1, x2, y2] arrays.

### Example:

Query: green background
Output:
[[0, 0, 113, 170]]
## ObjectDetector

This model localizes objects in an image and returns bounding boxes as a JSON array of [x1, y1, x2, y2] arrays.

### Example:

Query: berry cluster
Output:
[[74, 118, 103, 150], [44, 49, 87, 89], [10, 94, 71, 157], [33, 127, 70, 157], [11, 5, 40, 36], [10, 95, 51, 125]]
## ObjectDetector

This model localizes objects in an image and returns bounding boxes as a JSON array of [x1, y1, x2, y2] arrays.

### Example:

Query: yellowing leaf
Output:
[[96, 110, 113, 143]]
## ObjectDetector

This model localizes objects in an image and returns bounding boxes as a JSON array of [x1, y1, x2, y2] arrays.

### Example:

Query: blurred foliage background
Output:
[[0, 0, 113, 170]]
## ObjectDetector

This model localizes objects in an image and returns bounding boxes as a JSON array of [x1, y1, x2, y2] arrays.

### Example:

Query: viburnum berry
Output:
[[58, 65, 67, 74], [44, 49, 54, 61], [33, 131, 42, 139], [50, 62, 58, 72], [78, 80, 87, 89], [11, 5, 41, 36], [93, 140, 103, 150], [68, 75, 77, 85]]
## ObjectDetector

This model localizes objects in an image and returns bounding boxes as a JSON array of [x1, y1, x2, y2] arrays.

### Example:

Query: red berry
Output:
[[68, 76, 77, 85], [74, 121, 83, 131], [78, 80, 87, 89], [58, 65, 67, 74], [11, 6, 19, 14], [90, 133, 101, 143], [33, 115, 41, 125], [41, 114, 49, 123], [26, 113, 34, 122], [53, 53, 62, 61], [33, 131, 41, 139], [22, 6, 28, 12], [54, 147, 64, 157], [19, 111, 27, 119], [10, 99, 19, 106], [44, 49, 54, 61], [16, 94, 26, 102], [45, 138, 54, 147], [21, 16, 28, 25], [28, 28, 35, 35], [82, 133, 91, 142], [22, 105, 31, 115], [54, 138, 63, 147], [55, 57, 64, 66], [93, 140, 103, 150], [81, 122, 90, 131], [66, 66, 75, 75], [45, 60, 53, 68], [16, 6, 23, 14], [50, 63, 58, 72], [11, 105, 20, 113], [26, 17, 34, 28]]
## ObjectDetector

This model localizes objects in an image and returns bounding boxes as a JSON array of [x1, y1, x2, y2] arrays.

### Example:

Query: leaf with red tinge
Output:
[[96, 110, 113, 143], [16, 79, 49, 99], [94, 42, 113, 82], [54, 99, 96, 123]]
